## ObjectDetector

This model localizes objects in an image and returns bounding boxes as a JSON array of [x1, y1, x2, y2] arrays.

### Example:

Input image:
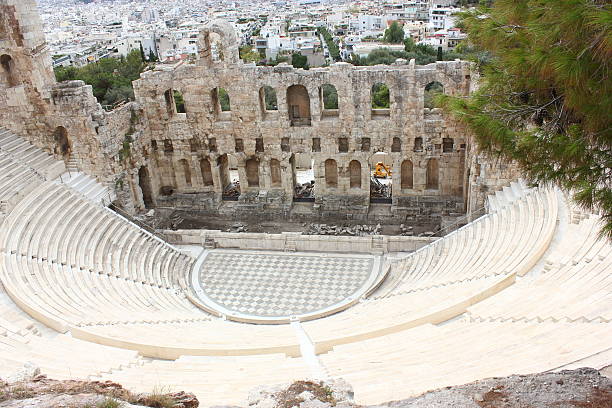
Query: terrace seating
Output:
[[301, 185, 558, 352], [91, 354, 312, 406], [318, 321, 611, 405], [0, 130, 609, 405], [0, 290, 141, 381]]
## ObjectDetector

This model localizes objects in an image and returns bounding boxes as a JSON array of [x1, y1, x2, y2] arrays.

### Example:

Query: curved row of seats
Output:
[[374, 180, 553, 299], [0, 129, 64, 216], [467, 217, 611, 323], [0, 130, 609, 406], [0, 291, 142, 381], [318, 320, 611, 404], [299, 185, 558, 352]]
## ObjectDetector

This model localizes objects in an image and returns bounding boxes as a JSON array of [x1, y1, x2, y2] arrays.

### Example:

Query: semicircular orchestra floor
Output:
[[191, 250, 379, 322]]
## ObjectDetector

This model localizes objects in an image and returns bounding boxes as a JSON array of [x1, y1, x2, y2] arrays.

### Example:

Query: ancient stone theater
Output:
[[0, 0, 609, 406]]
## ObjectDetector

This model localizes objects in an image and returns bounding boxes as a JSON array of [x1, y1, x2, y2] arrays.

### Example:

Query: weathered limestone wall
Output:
[[0, 7, 516, 222], [131, 36, 474, 220], [163, 229, 436, 254]]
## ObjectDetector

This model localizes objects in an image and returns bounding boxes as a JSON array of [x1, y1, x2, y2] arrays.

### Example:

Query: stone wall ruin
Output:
[[0, 5, 519, 226]]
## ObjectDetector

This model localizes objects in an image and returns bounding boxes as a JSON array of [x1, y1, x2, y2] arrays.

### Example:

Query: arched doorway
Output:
[[349, 160, 361, 189], [53, 126, 71, 159], [287, 85, 311, 126], [138, 166, 154, 208], [324, 159, 338, 188], [200, 158, 214, 186], [426, 158, 439, 189], [401, 160, 414, 189], [270, 159, 282, 187], [246, 158, 260, 187], [0, 54, 16, 87]]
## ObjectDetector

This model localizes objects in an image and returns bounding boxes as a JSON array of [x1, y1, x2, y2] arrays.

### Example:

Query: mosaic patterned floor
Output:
[[195, 250, 376, 318]]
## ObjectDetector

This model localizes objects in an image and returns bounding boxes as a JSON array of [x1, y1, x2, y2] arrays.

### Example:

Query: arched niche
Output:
[[349, 160, 361, 189], [426, 158, 439, 189], [52, 126, 71, 158], [0, 54, 17, 87], [246, 158, 260, 187], [401, 160, 413, 189], [287, 85, 311, 126], [324, 159, 338, 188], [270, 159, 282, 187]]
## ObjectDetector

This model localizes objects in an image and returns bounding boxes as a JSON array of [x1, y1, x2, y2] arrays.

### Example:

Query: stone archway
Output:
[[53, 126, 71, 159], [426, 158, 439, 190], [138, 166, 154, 208], [246, 158, 260, 187], [287, 85, 311, 126]]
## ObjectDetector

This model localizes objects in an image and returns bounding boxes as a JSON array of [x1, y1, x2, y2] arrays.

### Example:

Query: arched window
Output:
[[349, 160, 361, 189], [287, 85, 311, 126], [138, 166, 154, 208], [173, 90, 186, 113], [246, 158, 260, 187], [426, 158, 439, 189], [260, 86, 277, 111], [212, 87, 231, 115], [320, 84, 338, 110], [218, 88, 230, 111], [324, 159, 338, 188], [0, 54, 16, 87], [164, 90, 174, 115], [53, 126, 70, 158], [401, 160, 413, 189], [179, 159, 192, 186], [200, 158, 213, 186], [424, 81, 444, 109], [270, 159, 281, 187], [391, 137, 401, 152], [371, 82, 390, 109]]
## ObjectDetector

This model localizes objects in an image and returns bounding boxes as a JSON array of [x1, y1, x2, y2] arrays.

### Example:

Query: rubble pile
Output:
[[226, 222, 248, 233], [370, 178, 391, 198], [305, 223, 382, 236], [295, 181, 315, 198], [399, 224, 414, 236], [223, 181, 241, 197]]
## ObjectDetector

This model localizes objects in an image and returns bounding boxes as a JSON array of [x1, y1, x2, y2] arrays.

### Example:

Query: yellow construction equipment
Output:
[[373, 162, 392, 178]]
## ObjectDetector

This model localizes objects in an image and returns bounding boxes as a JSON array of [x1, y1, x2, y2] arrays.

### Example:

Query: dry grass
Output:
[[275, 380, 336, 408]]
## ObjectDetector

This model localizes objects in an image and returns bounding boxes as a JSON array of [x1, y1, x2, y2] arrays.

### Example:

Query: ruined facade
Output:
[[0, 1, 518, 224]]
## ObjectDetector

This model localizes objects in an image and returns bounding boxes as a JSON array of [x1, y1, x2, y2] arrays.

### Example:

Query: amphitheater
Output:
[[0, 1, 611, 406]]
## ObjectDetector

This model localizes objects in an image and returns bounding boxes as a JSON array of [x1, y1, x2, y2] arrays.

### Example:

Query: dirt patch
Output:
[[274, 381, 336, 408], [0, 375, 198, 408]]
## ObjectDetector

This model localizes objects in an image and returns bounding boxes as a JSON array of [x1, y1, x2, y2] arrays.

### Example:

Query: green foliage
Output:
[[383, 21, 405, 44], [96, 397, 123, 408], [218, 88, 230, 111], [147, 49, 158, 62], [372, 83, 390, 109], [54, 50, 146, 107], [317, 27, 340, 60], [424, 82, 444, 108], [265, 54, 289, 66], [321, 84, 338, 109], [440, 0, 612, 238], [262, 85, 278, 110], [173, 90, 185, 113], [239, 45, 262, 63], [291, 52, 309, 69], [351, 46, 447, 66]]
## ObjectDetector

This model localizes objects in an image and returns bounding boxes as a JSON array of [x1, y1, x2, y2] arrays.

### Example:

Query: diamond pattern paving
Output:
[[198, 251, 375, 317]]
